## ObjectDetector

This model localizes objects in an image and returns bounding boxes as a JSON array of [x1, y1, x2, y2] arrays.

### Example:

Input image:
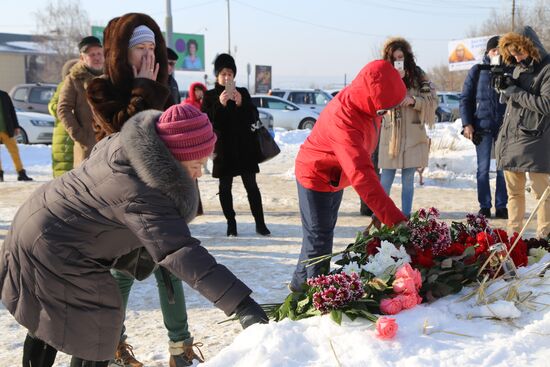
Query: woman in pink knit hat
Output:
[[0, 104, 268, 367]]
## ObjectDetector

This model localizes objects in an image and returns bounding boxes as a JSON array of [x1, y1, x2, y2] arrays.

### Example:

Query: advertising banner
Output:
[[255, 65, 272, 94], [448, 36, 494, 71]]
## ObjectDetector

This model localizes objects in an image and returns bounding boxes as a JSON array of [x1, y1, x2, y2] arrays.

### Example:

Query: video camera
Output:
[[478, 55, 515, 92]]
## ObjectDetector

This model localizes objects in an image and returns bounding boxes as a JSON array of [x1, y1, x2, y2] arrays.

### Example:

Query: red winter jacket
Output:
[[295, 60, 407, 226], [184, 82, 207, 110]]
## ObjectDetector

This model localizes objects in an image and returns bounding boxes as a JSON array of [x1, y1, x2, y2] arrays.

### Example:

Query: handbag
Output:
[[252, 121, 280, 163], [112, 247, 158, 281]]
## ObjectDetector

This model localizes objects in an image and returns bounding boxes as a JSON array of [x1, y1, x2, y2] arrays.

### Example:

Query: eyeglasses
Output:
[[168, 61, 176, 66]]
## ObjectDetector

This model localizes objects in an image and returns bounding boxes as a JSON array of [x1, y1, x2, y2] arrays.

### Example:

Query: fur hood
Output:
[[119, 110, 198, 223], [102, 13, 168, 90], [69, 61, 102, 88], [499, 26, 547, 65], [381, 37, 412, 57]]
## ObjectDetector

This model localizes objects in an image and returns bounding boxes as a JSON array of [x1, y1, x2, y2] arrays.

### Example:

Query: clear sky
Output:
[[0, 0, 527, 88]]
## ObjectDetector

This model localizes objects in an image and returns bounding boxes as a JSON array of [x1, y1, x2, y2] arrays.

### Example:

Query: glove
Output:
[[501, 85, 523, 98], [234, 296, 269, 329]]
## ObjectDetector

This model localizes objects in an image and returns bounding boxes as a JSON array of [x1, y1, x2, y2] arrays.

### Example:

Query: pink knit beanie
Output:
[[156, 104, 217, 161]]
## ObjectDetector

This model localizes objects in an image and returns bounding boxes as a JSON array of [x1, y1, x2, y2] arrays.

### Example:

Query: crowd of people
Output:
[[0, 11, 548, 367]]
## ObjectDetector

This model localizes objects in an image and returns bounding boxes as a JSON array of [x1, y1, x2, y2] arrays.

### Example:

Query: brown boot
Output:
[[169, 339, 205, 366], [114, 341, 143, 367]]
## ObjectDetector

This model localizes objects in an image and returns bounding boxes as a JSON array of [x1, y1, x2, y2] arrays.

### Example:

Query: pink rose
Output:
[[380, 297, 402, 315], [395, 293, 420, 310], [392, 277, 417, 294], [375, 316, 398, 340], [395, 263, 422, 289]]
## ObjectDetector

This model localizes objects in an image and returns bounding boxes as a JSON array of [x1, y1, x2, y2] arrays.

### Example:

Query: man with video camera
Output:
[[495, 26, 550, 238], [460, 36, 508, 219]]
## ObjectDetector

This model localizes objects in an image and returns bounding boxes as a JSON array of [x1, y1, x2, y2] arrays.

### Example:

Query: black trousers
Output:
[[218, 173, 265, 225], [23, 333, 109, 367]]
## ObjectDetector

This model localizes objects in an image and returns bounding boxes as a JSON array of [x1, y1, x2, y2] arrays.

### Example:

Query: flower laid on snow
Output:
[[363, 240, 411, 277], [307, 272, 364, 313], [408, 207, 452, 257], [375, 317, 398, 340], [528, 247, 549, 265]]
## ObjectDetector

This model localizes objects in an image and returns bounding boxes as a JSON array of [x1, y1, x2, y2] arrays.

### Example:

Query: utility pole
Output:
[[166, 0, 173, 48], [227, 0, 231, 54], [511, 0, 516, 32]]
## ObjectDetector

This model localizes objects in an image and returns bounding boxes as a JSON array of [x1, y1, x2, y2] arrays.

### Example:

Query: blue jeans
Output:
[[290, 181, 343, 290], [476, 130, 507, 209], [380, 167, 416, 217]]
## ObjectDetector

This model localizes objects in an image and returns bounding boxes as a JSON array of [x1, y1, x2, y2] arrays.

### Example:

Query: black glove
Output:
[[501, 85, 523, 98], [234, 296, 269, 329]]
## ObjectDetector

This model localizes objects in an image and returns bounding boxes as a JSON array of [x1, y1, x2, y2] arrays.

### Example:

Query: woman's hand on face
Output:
[[234, 90, 242, 106], [219, 90, 230, 106], [133, 53, 159, 80]]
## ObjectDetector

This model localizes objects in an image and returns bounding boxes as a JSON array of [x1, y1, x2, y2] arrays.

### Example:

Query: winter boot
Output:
[[113, 341, 143, 367], [248, 188, 270, 236], [478, 208, 491, 218], [22, 333, 57, 367], [227, 218, 238, 237], [168, 339, 205, 367], [17, 169, 33, 181], [0, 170, 3, 182], [495, 208, 508, 219]]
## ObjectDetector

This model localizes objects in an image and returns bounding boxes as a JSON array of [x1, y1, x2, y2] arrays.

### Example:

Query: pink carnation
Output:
[[392, 277, 417, 294], [375, 317, 398, 340], [395, 263, 422, 290], [380, 297, 402, 315]]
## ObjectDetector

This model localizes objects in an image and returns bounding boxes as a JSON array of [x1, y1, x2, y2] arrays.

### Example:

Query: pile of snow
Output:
[[205, 255, 550, 367]]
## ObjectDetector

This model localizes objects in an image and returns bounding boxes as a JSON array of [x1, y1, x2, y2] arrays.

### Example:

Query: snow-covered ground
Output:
[[1, 121, 548, 366]]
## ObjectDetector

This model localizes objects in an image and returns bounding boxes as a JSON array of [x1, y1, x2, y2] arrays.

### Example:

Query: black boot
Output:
[[255, 223, 271, 236], [0, 170, 3, 182], [227, 218, 238, 237], [23, 333, 58, 367], [17, 169, 33, 181], [246, 179, 271, 236]]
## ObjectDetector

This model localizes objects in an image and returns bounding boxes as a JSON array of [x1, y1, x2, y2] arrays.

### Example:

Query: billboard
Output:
[[91, 26, 205, 71], [448, 36, 494, 71], [255, 65, 272, 94]]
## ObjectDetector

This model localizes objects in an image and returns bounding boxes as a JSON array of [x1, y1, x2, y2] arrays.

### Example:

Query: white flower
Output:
[[363, 240, 411, 277], [341, 262, 363, 275]]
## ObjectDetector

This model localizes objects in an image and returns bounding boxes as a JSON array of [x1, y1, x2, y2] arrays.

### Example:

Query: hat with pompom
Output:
[[156, 104, 216, 161]]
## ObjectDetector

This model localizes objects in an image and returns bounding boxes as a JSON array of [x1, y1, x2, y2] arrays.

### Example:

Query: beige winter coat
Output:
[[378, 85, 437, 169], [57, 62, 101, 166]]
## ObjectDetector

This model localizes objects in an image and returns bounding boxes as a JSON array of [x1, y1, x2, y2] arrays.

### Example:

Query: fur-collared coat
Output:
[[0, 110, 252, 361], [57, 61, 102, 166], [86, 12, 171, 140], [495, 26, 550, 173], [202, 83, 260, 178]]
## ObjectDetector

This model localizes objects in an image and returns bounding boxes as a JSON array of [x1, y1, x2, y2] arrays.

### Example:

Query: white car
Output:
[[15, 110, 54, 144], [251, 95, 318, 130]]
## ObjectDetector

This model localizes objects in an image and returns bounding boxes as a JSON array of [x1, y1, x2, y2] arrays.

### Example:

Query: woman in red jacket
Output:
[[290, 60, 408, 291]]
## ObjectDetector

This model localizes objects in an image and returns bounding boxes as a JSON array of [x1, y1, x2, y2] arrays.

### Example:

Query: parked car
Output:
[[437, 91, 460, 121], [14, 109, 54, 144], [268, 88, 333, 114], [435, 106, 453, 123], [258, 109, 274, 133], [9, 83, 57, 114], [251, 95, 318, 130]]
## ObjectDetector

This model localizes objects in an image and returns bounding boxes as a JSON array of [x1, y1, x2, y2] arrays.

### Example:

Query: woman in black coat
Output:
[[202, 53, 271, 236]]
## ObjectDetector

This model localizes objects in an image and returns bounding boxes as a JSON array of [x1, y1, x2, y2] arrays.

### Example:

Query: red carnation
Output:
[[508, 233, 528, 267], [365, 238, 381, 256], [413, 249, 435, 268]]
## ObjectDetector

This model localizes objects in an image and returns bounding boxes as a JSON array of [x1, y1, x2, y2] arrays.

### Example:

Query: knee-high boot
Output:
[[219, 176, 237, 236], [243, 174, 270, 236]]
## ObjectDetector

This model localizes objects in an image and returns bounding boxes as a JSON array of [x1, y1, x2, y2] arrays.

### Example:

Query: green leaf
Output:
[[463, 246, 476, 257], [330, 310, 343, 325], [296, 296, 311, 313], [441, 258, 453, 269], [428, 273, 439, 283]]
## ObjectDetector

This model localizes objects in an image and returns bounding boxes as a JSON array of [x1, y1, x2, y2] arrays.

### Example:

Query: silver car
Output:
[[251, 95, 318, 130], [268, 88, 332, 114], [9, 83, 57, 114]]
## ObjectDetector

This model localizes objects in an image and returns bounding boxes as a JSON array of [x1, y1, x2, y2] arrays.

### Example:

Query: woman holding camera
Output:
[[202, 53, 271, 237], [378, 37, 438, 218]]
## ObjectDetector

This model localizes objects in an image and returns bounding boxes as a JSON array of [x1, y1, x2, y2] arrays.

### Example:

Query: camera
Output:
[[478, 55, 515, 92]]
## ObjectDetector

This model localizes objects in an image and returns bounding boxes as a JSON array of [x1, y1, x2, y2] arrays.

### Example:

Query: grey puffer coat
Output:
[[495, 26, 550, 173], [0, 110, 251, 361]]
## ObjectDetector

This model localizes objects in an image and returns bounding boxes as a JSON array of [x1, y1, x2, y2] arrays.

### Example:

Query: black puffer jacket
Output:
[[202, 83, 260, 178]]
